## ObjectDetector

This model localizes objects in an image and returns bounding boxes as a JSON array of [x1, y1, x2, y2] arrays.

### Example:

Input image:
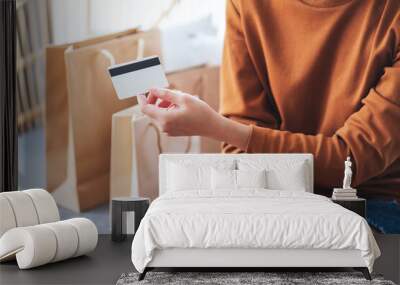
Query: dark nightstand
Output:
[[111, 197, 150, 242], [331, 198, 366, 218]]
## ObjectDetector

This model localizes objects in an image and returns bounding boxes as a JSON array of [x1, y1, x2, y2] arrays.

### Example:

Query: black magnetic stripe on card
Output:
[[109, 57, 161, 77]]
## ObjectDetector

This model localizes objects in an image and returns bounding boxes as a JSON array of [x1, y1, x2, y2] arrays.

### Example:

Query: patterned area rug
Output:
[[116, 272, 395, 285]]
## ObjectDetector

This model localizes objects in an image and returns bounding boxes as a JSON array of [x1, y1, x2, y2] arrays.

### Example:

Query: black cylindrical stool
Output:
[[111, 197, 150, 242]]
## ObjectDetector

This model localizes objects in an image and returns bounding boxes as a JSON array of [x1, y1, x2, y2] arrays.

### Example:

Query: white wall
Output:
[[49, 0, 226, 45], [50, 0, 90, 44]]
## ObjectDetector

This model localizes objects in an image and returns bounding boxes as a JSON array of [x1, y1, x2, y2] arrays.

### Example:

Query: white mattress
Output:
[[131, 190, 380, 273]]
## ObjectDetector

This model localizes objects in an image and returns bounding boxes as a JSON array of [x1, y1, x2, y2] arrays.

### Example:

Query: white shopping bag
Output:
[[110, 105, 200, 201]]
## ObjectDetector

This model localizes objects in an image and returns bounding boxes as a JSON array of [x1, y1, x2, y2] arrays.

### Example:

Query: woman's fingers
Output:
[[158, 100, 172, 108], [146, 91, 173, 108], [148, 88, 183, 105], [146, 91, 158, 105], [141, 103, 169, 120]]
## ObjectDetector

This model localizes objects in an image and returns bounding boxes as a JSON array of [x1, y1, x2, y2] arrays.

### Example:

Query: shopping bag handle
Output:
[[99, 38, 146, 66], [100, 49, 116, 66], [146, 122, 163, 153], [145, 122, 192, 154]]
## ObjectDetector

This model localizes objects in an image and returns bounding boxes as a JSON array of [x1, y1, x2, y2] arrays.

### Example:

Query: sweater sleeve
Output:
[[247, 44, 400, 188], [220, 0, 278, 153]]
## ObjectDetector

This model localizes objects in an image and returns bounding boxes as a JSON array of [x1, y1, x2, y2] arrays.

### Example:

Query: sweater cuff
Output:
[[246, 125, 268, 153]]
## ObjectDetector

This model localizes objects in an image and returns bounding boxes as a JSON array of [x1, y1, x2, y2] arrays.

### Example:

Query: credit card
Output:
[[108, 56, 169, 100]]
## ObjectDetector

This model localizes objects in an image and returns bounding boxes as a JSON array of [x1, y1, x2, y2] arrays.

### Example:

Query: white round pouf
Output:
[[0, 190, 98, 269], [43, 221, 79, 262], [0, 218, 98, 269], [65, 218, 98, 257], [0, 192, 39, 227], [0, 226, 57, 269], [0, 196, 17, 237], [24, 189, 60, 224]]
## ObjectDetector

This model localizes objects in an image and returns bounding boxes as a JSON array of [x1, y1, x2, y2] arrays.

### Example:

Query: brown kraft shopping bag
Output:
[[46, 29, 161, 211], [46, 29, 140, 194]]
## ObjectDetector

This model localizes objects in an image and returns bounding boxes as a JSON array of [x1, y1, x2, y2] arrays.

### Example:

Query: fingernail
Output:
[[137, 94, 146, 106]]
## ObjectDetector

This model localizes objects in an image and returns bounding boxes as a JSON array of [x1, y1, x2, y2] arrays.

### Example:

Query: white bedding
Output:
[[131, 190, 380, 273]]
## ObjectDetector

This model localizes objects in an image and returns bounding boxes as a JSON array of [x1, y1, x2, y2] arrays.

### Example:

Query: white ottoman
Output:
[[0, 189, 98, 269]]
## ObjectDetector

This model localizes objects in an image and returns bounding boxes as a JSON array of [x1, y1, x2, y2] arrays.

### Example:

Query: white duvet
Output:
[[131, 190, 380, 273]]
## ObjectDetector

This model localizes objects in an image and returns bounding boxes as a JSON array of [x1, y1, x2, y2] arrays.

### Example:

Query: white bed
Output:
[[131, 154, 380, 280]]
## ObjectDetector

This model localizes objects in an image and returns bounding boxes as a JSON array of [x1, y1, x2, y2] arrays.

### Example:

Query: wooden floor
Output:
[[0, 235, 133, 285], [0, 235, 368, 285]]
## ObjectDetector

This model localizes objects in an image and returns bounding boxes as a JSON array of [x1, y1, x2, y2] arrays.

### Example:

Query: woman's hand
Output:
[[138, 88, 219, 137], [138, 88, 252, 150]]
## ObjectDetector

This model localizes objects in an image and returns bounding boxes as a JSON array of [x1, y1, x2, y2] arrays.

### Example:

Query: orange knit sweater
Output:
[[220, 0, 400, 200]]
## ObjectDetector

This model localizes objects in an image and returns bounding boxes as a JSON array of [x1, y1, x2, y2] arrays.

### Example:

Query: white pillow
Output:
[[167, 160, 235, 191], [211, 169, 236, 190], [211, 169, 267, 190], [237, 169, 267, 189], [266, 161, 307, 191], [238, 159, 308, 191], [167, 163, 209, 191]]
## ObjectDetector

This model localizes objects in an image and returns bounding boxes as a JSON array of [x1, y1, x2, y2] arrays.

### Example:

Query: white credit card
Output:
[[108, 56, 169, 100]]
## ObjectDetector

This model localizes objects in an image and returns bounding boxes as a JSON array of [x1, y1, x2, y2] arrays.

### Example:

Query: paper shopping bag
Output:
[[46, 29, 162, 211], [110, 105, 200, 201], [46, 28, 140, 194]]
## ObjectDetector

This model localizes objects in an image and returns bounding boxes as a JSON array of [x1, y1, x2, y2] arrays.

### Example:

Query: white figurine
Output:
[[342, 156, 353, 189]]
